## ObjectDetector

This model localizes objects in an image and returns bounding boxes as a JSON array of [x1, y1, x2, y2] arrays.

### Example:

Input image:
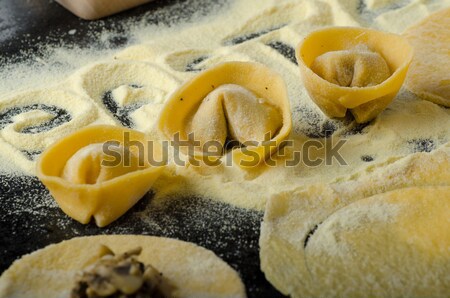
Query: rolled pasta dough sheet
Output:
[[404, 8, 450, 107], [260, 146, 450, 298], [0, 235, 247, 298]]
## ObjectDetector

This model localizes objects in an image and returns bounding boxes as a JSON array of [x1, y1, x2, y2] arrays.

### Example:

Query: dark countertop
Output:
[[0, 1, 285, 297], [0, 0, 228, 62]]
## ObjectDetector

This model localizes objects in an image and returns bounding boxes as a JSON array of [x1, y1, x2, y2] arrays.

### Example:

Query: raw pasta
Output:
[[36, 125, 166, 227], [260, 146, 450, 298], [187, 84, 282, 149], [158, 61, 292, 168], [0, 235, 247, 298], [297, 27, 413, 123], [62, 143, 144, 185], [311, 45, 391, 88], [403, 8, 450, 107]]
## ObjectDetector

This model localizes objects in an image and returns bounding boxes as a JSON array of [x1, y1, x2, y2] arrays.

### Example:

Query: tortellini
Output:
[[36, 125, 165, 227], [297, 27, 413, 123], [62, 143, 144, 185], [187, 84, 283, 148], [311, 45, 391, 88], [158, 61, 292, 168]]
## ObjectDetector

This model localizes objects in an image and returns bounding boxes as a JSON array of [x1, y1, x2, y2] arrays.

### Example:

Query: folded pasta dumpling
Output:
[[62, 143, 144, 185], [36, 125, 166, 227], [297, 27, 413, 123], [158, 61, 292, 168], [311, 45, 391, 88], [187, 84, 283, 148]]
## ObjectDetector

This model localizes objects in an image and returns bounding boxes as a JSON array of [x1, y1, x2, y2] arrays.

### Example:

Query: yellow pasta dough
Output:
[[0, 235, 247, 298], [304, 187, 450, 298], [187, 84, 283, 148], [158, 61, 292, 168], [61, 143, 143, 185], [36, 125, 166, 227], [297, 27, 413, 123], [403, 8, 450, 107], [260, 147, 450, 298], [311, 45, 391, 88]]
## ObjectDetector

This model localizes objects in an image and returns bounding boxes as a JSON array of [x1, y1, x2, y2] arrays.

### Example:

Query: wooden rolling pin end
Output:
[[56, 0, 153, 20]]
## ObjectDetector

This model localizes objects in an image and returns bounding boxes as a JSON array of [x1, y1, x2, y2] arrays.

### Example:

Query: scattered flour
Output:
[[0, 0, 449, 211]]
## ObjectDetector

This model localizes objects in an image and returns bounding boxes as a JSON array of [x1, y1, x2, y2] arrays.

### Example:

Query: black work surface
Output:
[[0, 0, 285, 297]]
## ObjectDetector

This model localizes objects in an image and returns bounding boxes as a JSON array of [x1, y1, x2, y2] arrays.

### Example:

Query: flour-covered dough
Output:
[[187, 84, 282, 148], [403, 8, 450, 107], [305, 186, 450, 298], [0, 235, 247, 298], [311, 45, 391, 88], [260, 146, 450, 298]]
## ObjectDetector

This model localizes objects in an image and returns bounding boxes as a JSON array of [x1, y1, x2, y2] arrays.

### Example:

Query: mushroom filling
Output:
[[71, 246, 173, 298]]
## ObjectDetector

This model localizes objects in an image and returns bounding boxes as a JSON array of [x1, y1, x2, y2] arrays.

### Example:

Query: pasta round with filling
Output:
[[36, 125, 166, 227], [158, 61, 292, 168], [0, 235, 247, 298]]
